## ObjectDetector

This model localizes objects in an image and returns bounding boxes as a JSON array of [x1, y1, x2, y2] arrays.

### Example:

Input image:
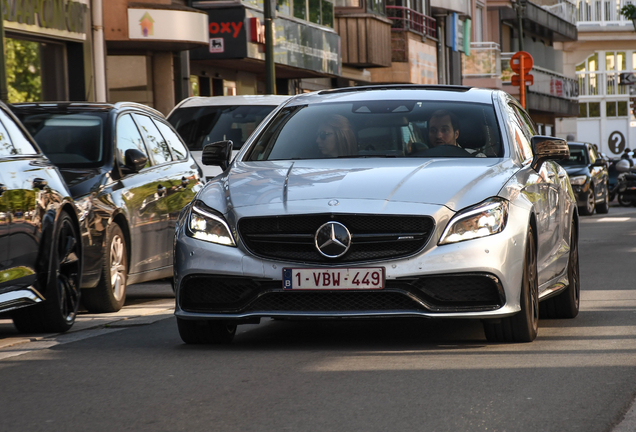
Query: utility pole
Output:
[[0, 13, 8, 103], [264, 0, 276, 94], [514, 0, 527, 52]]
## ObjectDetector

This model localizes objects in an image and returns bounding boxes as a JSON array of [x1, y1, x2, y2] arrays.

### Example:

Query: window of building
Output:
[[578, 102, 601, 118], [474, 5, 483, 42], [606, 51, 627, 95], [606, 101, 628, 117], [576, 52, 599, 96], [294, 0, 307, 19], [278, 0, 291, 15], [367, 0, 385, 14], [335, 0, 360, 7]]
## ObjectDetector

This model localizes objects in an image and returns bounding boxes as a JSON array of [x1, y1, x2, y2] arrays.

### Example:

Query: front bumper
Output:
[[174, 203, 529, 321]]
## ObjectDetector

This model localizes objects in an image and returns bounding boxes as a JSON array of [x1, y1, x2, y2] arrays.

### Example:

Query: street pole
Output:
[[0, 13, 8, 103], [514, 0, 526, 52], [264, 0, 276, 94]]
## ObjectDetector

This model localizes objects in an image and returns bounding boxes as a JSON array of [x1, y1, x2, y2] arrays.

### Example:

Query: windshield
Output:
[[560, 146, 589, 166], [245, 100, 503, 161], [168, 105, 278, 151], [16, 111, 107, 167]]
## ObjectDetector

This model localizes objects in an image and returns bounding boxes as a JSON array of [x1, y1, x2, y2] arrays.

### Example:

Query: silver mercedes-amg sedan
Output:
[[173, 86, 579, 344]]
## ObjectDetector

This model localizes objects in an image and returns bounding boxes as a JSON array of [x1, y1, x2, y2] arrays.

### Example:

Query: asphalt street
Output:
[[1, 205, 636, 432]]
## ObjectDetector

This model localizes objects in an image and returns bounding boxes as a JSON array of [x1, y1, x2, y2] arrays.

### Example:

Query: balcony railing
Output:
[[462, 42, 501, 78], [576, 0, 635, 26], [540, 0, 578, 24], [385, 6, 437, 38], [502, 52, 579, 99], [577, 71, 633, 96]]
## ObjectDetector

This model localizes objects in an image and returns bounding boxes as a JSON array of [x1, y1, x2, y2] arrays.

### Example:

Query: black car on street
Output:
[[0, 102, 83, 332], [558, 142, 609, 215], [11, 102, 202, 313]]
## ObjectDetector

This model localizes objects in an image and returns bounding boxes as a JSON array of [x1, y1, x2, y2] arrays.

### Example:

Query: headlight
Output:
[[439, 198, 509, 245], [569, 175, 587, 186], [186, 205, 236, 246]]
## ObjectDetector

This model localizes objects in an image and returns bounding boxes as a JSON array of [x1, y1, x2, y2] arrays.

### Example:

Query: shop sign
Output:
[[128, 8, 208, 43], [190, 8, 247, 59], [2, 0, 89, 41]]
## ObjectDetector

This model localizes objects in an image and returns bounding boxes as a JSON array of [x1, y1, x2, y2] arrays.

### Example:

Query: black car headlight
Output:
[[569, 175, 587, 186], [439, 197, 509, 245], [186, 205, 236, 247]]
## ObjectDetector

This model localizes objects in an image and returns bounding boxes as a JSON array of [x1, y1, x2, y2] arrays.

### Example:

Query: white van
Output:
[[167, 95, 292, 181]]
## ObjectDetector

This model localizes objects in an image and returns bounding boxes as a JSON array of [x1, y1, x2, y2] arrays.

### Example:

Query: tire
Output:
[[81, 223, 127, 313], [483, 227, 539, 343], [595, 183, 610, 214], [540, 220, 580, 319], [12, 211, 82, 333], [580, 186, 595, 215], [177, 318, 237, 344], [618, 193, 633, 207]]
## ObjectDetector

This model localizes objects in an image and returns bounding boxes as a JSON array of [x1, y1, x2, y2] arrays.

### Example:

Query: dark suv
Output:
[[557, 142, 609, 215], [11, 102, 203, 313]]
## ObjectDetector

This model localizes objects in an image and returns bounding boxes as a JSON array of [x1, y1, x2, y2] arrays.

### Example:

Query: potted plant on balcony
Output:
[[620, 3, 636, 31]]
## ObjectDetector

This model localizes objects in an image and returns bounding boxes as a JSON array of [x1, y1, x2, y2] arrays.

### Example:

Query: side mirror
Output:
[[530, 136, 569, 171], [592, 159, 606, 167], [124, 148, 148, 173], [202, 140, 233, 171]]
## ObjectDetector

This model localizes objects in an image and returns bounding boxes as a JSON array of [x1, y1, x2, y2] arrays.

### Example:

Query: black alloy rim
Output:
[[57, 218, 81, 323]]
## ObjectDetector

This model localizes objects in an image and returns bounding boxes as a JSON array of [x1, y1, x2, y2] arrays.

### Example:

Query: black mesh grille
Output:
[[179, 274, 503, 314], [238, 214, 435, 263]]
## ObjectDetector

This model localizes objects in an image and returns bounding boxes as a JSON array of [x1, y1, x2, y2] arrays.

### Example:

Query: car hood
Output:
[[58, 168, 105, 198], [563, 166, 588, 177], [212, 158, 519, 212]]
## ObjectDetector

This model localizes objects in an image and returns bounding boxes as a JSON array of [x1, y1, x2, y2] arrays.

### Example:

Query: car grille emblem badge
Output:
[[328, 199, 339, 206], [315, 221, 351, 258]]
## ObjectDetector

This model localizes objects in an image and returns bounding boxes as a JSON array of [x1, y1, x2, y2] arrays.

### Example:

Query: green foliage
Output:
[[620, 3, 636, 19], [5, 38, 42, 103]]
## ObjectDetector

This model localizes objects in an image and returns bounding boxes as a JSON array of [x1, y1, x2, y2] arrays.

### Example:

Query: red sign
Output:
[[249, 17, 265, 44], [511, 74, 534, 86], [209, 21, 243, 38], [510, 51, 533, 75]]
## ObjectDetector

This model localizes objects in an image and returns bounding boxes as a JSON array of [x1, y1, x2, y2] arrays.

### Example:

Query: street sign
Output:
[[511, 74, 534, 86], [510, 51, 533, 74], [620, 72, 636, 85]]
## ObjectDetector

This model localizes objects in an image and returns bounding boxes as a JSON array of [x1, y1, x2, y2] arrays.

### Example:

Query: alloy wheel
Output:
[[110, 234, 126, 302]]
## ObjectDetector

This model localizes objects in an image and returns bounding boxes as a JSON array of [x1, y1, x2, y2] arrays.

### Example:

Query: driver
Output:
[[428, 109, 485, 157]]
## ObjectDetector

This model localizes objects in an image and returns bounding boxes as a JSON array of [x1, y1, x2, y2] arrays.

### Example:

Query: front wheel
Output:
[[580, 187, 595, 215], [483, 227, 538, 343], [81, 223, 127, 313], [177, 318, 237, 344], [596, 183, 610, 214], [12, 211, 82, 333], [618, 193, 633, 207]]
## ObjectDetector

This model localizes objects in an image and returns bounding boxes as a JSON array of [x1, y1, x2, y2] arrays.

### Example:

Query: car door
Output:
[[115, 113, 170, 274], [130, 113, 176, 270], [0, 109, 52, 291], [153, 118, 201, 235], [0, 170, 10, 290], [587, 144, 606, 202]]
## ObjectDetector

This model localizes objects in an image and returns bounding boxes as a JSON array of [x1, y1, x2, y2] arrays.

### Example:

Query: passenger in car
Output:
[[316, 114, 357, 158]]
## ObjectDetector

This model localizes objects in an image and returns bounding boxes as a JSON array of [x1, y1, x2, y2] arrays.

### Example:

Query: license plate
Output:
[[282, 267, 385, 290]]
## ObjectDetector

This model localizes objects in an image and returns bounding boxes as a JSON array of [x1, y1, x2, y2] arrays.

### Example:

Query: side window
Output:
[[133, 114, 172, 165], [588, 146, 597, 164], [515, 107, 538, 136], [0, 111, 37, 156], [154, 120, 188, 160], [506, 103, 533, 161], [116, 114, 150, 169]]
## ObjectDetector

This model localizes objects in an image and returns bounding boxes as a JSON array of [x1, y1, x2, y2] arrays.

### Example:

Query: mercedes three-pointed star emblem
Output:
[[315, 221, 351, 258]]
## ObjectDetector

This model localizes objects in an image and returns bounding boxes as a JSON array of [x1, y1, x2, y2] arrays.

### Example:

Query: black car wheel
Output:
[[580, 186, 595, 215], [12, 211, 82, 333], [595, 182, 610, 214], [81, 223, 127, 313], [483, 227, 538, 343], [540, 220, 580, 319], [618, 193, 633, 207], [177, 318, 237, 344]]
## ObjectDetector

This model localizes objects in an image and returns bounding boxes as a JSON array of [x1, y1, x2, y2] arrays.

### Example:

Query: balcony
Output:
[[385, 6, 437, 38], [534, 0, 577, 25], [576, 0, 635, 27], [501, 52, 579, 116], [462, 42, 502, 89], [335, 14, 392, 68], [577, 70, 634, 97]]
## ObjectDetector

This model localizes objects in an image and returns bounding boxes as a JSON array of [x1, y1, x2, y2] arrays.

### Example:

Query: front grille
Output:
[[238, 214, 435, 263], [179, 274, 503, 314]]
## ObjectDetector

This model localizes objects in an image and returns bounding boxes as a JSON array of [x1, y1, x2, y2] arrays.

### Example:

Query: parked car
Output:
[[167, 95, 292, 181], [557, 141, 609, 215], [173, 85, 580, 345], [0, 101, 83, 333], [11, 102, 202, 313]]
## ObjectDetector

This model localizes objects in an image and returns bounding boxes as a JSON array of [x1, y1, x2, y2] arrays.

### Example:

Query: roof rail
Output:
[[318, 84, 472, 96], [114, 101, 165, 118]]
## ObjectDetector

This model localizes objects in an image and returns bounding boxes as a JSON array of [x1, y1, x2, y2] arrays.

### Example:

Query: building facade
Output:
[[2, 0, 94, 103], [557, 0, 636, 157]]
